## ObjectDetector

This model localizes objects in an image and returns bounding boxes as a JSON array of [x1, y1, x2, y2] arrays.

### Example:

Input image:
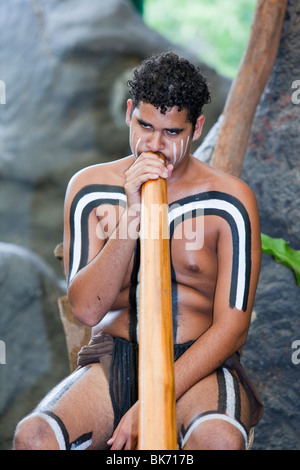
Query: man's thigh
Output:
[[32, 363, 114, 450], [176, 367, 251, 450]]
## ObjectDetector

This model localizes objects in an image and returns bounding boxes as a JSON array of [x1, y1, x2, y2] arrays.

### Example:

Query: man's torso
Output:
[[69, 155, 246, 344]]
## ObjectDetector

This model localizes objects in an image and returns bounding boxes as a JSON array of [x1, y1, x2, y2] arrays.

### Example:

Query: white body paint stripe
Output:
[[223, 367, 236, 418], [168, 199, 247, 311], [69, 191, 127, 283], [180, 413, 248, 449], [34, 412, 66, 450], [37, 367, 84, 410], [70, 190, 249, 311], [72, 439, 93, 450]]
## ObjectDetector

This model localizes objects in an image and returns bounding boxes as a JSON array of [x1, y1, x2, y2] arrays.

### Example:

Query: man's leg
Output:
[[176, 367, 251, 450], [13, 363, 114, 450]]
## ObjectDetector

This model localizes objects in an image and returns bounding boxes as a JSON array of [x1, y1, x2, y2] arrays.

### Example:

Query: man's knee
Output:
[[181, 418, 248, 450], [13, 414, 59, 450], [198, 427, 246, 450]]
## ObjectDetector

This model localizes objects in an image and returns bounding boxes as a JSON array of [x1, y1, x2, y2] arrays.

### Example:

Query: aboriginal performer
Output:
[[14, 52, 263, 450]]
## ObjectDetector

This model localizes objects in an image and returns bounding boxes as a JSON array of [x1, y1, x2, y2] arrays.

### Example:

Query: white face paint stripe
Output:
[[34, 412, 67, 450], [180, 413, 248, 449], [69, 191, 127, 283], [178, 136, 189, 163], [130, 131, 135, 156], [168, 198, 247, 311], [135, 137, 141, 159], [179, 138, 184, 161], [173, 142, 177, 165]]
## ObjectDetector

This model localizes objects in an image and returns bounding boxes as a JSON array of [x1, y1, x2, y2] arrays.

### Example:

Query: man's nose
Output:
[[147, 132, 164, 151]]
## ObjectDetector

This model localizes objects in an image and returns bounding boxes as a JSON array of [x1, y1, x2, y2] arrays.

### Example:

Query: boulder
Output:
[[0, 243, 69, 450]]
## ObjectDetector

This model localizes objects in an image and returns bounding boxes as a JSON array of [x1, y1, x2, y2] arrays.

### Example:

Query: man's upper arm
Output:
[[213, 183, 261, 331], [63, 170, 127, 284]]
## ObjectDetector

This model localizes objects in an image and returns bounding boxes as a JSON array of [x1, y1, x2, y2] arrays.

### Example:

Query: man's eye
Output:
[[167, 130, 178, 136]]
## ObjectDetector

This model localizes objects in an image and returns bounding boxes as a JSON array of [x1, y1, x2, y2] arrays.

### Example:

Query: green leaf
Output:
[[261, 233, 300, 285]]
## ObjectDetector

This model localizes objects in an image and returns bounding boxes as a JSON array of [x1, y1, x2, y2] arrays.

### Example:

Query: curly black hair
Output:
[[127, 52, 211, 130]]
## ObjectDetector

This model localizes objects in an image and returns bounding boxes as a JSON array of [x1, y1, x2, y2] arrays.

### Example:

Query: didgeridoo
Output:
[[138, 152, 176, 450]]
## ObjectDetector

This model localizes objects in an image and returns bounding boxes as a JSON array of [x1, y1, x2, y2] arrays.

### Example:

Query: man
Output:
[[14, 52, 263, 450]]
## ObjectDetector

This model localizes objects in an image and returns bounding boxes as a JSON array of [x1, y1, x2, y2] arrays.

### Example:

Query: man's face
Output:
[[126, 100, 204, 167]]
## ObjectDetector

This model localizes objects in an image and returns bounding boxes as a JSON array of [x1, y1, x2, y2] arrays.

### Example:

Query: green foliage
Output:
[[261, 234, 300, 286], [144, 0, 256, 78], [131, 0, 144, 14]]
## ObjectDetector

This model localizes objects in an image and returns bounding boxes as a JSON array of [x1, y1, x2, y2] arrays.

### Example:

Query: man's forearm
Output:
[[174, 320, 249, 401]]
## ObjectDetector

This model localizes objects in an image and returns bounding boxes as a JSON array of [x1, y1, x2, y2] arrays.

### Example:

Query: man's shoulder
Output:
[[197, 159, 257, 208], [187, 159, 259, 223], [65, 156, 133, 197], [215, 168, 255, 200]]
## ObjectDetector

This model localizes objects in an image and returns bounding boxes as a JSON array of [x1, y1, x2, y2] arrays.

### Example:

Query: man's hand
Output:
[[107, 401, 139, 450], [124, 153, 173, 208]]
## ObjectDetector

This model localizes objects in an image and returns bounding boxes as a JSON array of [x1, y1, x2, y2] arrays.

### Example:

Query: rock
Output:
[[0, 243, 69, 449], [242, 254, 300, 449], [196, 0, 300, 450], [240, 0, 300, 450]]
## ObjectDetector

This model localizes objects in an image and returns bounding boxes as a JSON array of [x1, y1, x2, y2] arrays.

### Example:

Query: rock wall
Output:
[[196, 0, 300, 450], [240, 0, 300, 450]]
